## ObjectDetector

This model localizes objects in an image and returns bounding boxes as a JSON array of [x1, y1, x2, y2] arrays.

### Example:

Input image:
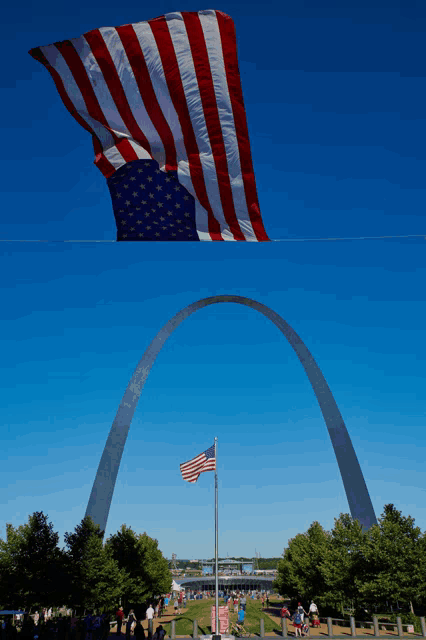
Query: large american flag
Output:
[[29, 10, 269, 242], [180, 444, 216, 483]]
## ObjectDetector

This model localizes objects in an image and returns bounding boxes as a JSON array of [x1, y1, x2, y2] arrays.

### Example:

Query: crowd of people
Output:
[[1, 592, 321, 640], [1, 613, 74, 640], [280, 601, 320, 637]]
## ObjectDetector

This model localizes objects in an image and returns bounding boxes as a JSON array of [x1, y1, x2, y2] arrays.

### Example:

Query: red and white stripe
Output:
[[29, 10, 269, 242], [180, 451, 216, 483]]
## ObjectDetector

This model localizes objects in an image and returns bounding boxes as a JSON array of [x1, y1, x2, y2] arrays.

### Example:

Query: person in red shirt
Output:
[[115, 607, 125, 636], [281, 605, 290, 619]]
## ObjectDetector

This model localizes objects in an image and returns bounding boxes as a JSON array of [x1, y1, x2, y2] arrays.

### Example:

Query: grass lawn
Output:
[[161, 598, 282, 636]]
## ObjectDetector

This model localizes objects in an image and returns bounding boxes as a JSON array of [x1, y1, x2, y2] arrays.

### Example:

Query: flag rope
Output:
[[0, 233, 424, 243]]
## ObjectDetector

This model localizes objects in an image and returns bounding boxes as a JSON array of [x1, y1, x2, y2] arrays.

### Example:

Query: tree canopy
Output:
[[0, 513, 172, 613], [105, 524, 172, 610], [274, 505, 426, 614]]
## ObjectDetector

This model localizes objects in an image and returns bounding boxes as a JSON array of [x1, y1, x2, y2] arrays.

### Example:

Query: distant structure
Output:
[[85, 295, 377, 534], [171, 553, 178, 571]]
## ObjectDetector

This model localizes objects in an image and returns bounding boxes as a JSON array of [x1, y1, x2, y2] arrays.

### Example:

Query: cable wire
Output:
[[0, 233, 424, 243]]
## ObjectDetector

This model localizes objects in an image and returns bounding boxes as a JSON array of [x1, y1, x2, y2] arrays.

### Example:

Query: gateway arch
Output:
[[85, 295, 377, 534]]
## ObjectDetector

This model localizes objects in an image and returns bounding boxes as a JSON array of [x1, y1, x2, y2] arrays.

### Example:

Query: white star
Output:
[[136, 220, 143, 225], [183, 195, 190, 200], [184, 212, 190, 217], [149, 193, 155, 199], [174, 203, 181, 209], [172, 232, 177, 236], [144, 162, 150, 166], [125, 200, 131, 206], [156, 186, 163, 192], [155, 169, 161, 174], [128, 212, 134, 217], [119, 210, 124, 213], [130, 176, 136, 181], [136, 207, 141, 211], [169, 223, 174, 227], [146, 225, 152, 230], [144, 212, 150, 217], [162, 226, 167, 230], [178, 228, 183, 232], [176, 219, 182, 224], [121, 221, 126, 225], [130, 227, 135, 231], [185, 226, 191, 230], [165, 194, 172, 200], [155, 232, 160, 236], [141, 200, 147, 205], [174, 185, 180, 191], [123, 234, 128, 238], [116, 193, 122, 198], [160, 216, 165, 221], [165, 177, 171, 182], [139, 184, 146, 190], [167, 211, 173, 216], [147, 176, 153, 182], [123, 184, 129, 189], [137, 168, 143, 173], [132, 192, 138, 197], [138, 232, 144, 237], [157, 202, 163, 208]]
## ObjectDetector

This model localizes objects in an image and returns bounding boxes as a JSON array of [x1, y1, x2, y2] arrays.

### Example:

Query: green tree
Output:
[[64, 516, 125, 612], [417, 531, 426, 609], [0, 512, 67, 610], [358, 504, 422, 612], [320, 513, 368, 613], [274, 521, 331, 603], [106, 525, 172, 609]]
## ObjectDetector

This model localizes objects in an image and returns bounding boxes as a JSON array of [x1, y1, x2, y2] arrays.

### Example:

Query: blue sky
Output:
[[1, 0, 425, 559]]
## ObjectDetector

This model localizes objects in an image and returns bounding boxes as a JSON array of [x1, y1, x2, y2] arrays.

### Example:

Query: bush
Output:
[[388, 612, 422, 633]]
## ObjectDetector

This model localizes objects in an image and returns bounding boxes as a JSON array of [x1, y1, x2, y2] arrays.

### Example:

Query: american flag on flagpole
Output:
[[29, 10, 270, 242], [180, 444, 216, 483]]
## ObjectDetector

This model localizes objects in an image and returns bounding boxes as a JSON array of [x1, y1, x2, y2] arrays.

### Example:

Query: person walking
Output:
[[115, 608, 125, 637], [266, 596, 270, 609], [240, 596, 246, 612], [292, 610, 303, 638], [297, 603, 308, 624], [261, 595, 265, 609], [237, 608, 245, 625], [125, 611, 136, 640], [233, 597, 238, 614], [145, 605, 154, 636], [309, 601, 319, 628], [84, 614, 94, 640]]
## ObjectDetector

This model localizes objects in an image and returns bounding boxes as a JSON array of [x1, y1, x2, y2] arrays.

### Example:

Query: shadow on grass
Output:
[[163, 615, 210, 637]]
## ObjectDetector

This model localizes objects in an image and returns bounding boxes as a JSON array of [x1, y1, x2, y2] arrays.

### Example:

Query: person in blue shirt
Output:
[[237, 607, 245, 625]]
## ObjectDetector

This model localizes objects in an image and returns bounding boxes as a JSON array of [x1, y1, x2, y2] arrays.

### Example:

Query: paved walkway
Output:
[[265, 606, 415, 637]]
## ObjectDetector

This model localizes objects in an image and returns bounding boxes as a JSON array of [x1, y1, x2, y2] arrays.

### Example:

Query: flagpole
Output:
[[214, 436, 220, 640]]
